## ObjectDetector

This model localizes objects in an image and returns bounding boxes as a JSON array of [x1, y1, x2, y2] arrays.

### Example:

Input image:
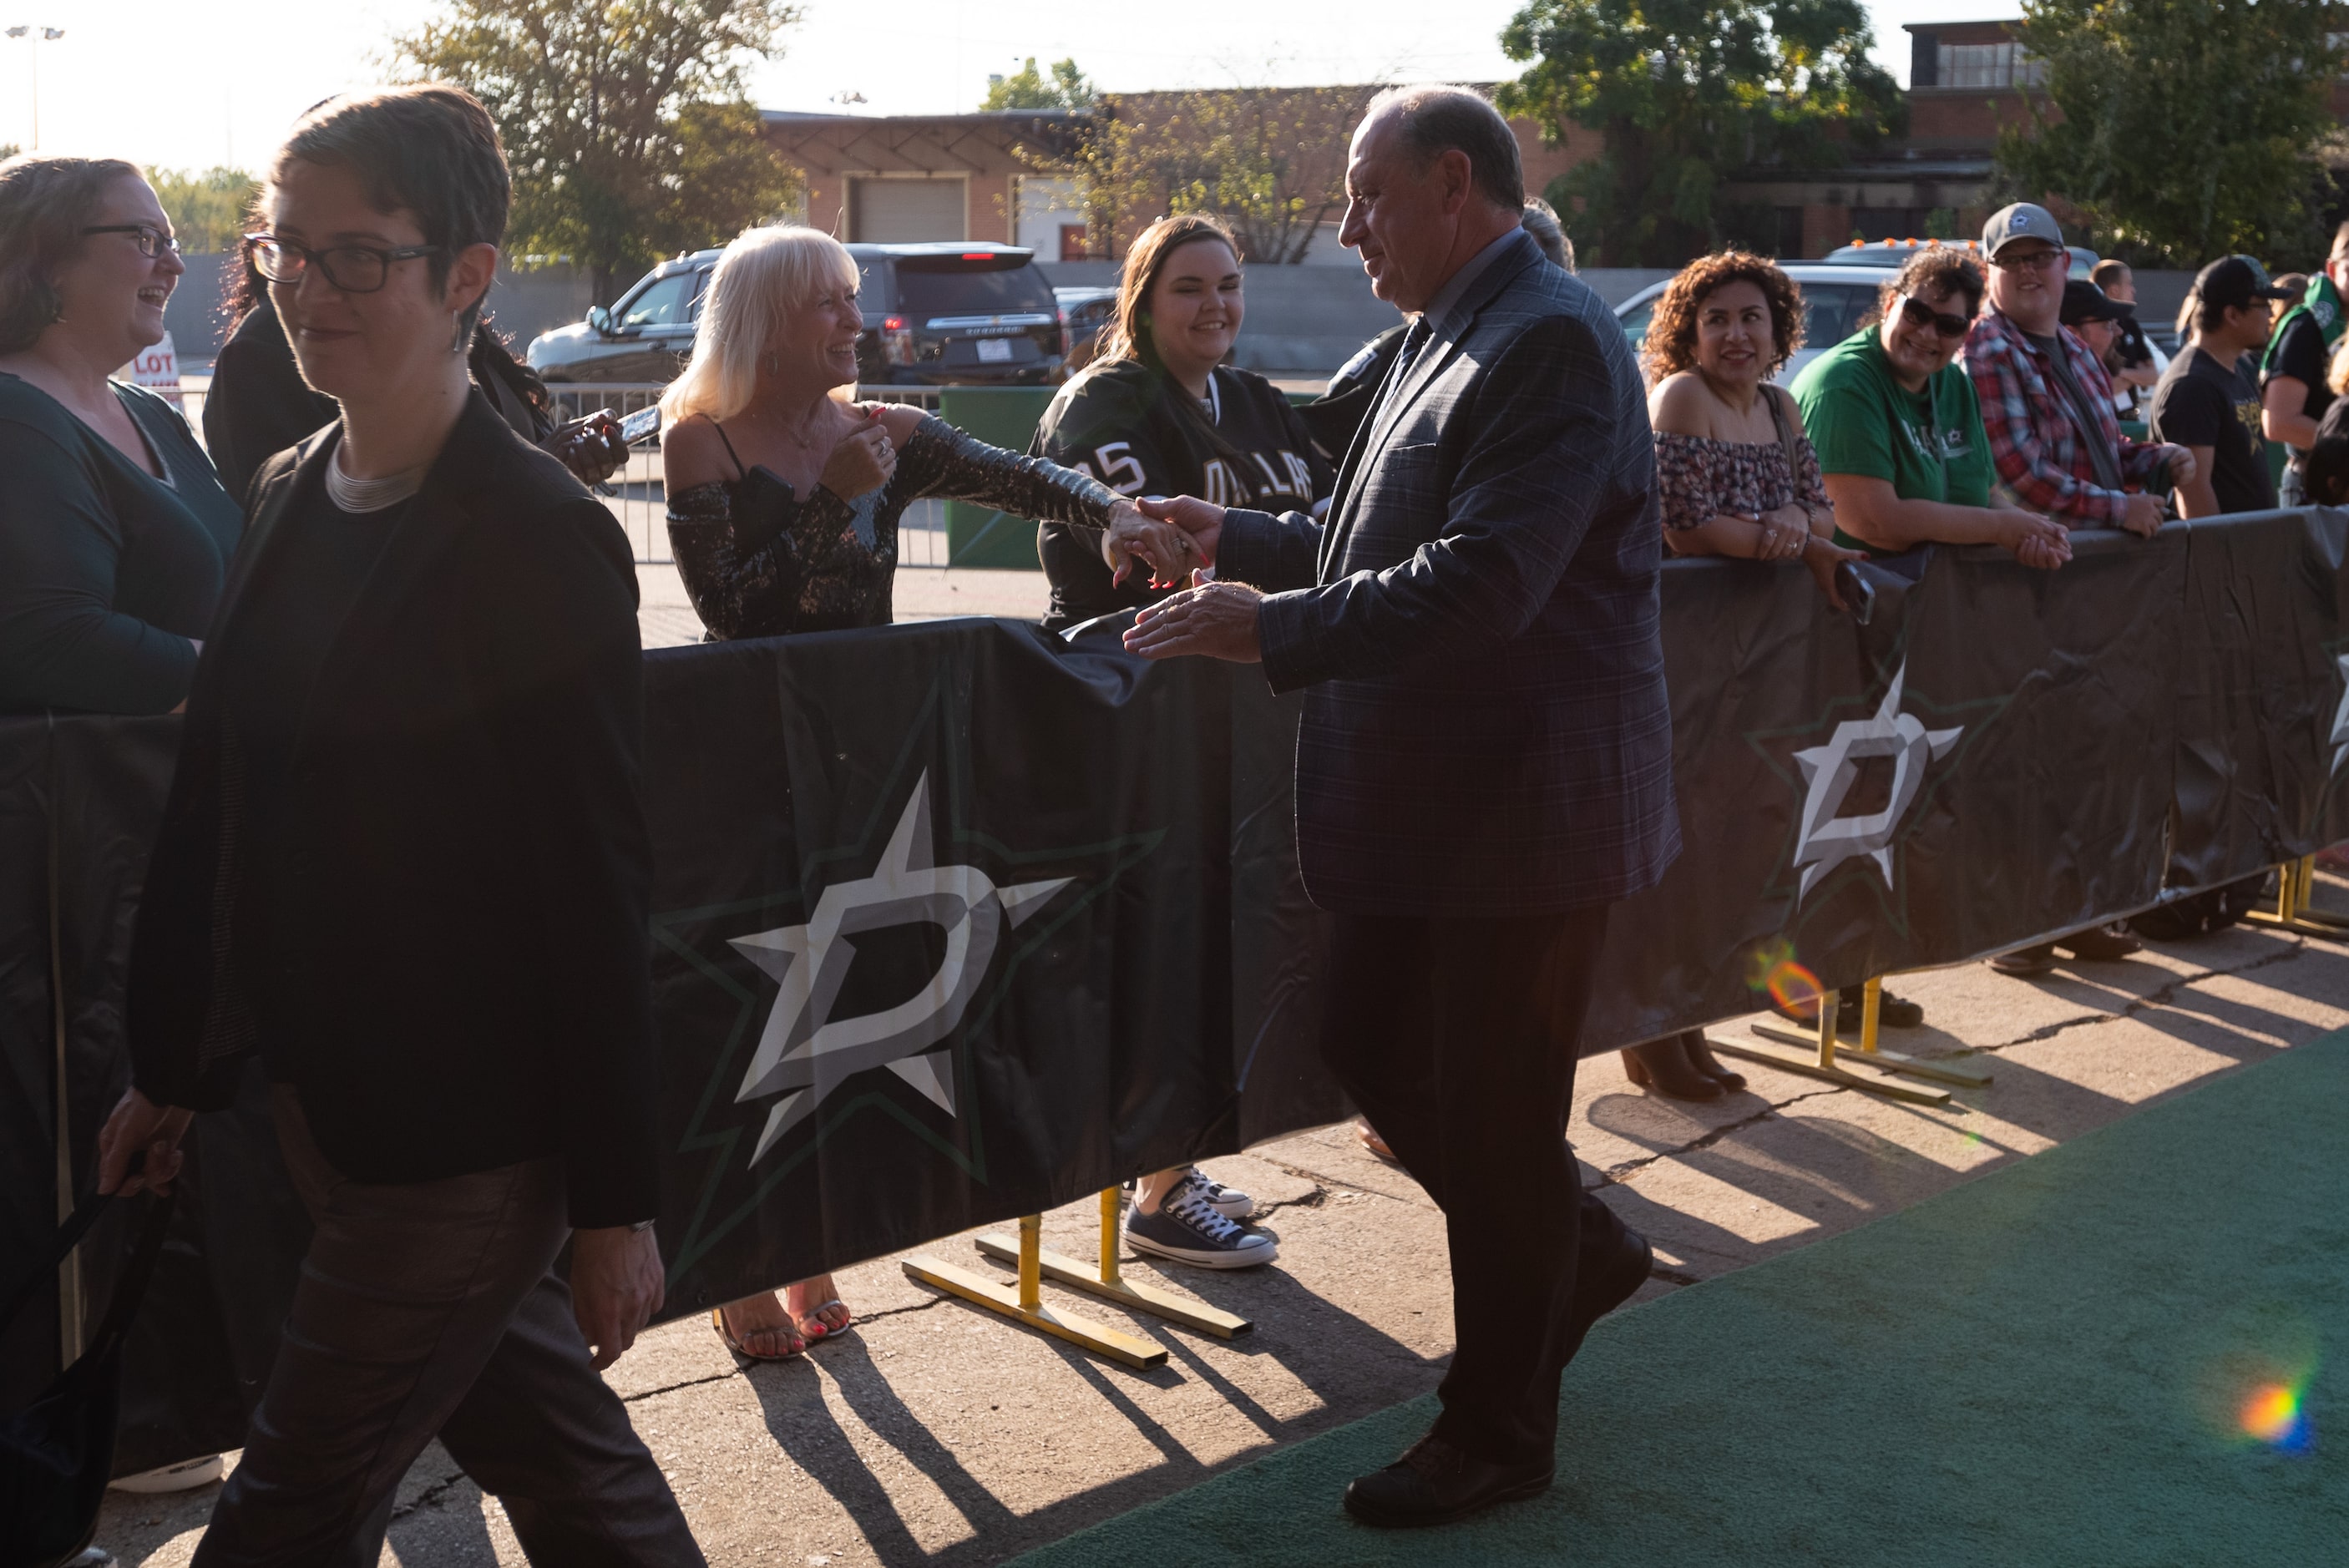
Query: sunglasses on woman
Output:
[[1897, 296, 1974, 340]]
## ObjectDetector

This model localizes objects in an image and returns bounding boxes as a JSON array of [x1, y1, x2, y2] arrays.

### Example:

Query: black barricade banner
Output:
[[8, 510, 2349, 1467]]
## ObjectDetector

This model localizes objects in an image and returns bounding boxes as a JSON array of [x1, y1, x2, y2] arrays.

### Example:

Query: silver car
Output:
[[1614, 263, 1901, 383]]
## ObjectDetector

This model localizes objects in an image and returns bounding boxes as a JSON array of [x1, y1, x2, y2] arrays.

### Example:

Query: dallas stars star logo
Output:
[[730, 771, 1075, 1165], [1790, 659, 1963, 901]]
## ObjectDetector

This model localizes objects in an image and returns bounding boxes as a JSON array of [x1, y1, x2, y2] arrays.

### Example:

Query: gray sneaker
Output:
[[1126, 1172, 1278, 1268]]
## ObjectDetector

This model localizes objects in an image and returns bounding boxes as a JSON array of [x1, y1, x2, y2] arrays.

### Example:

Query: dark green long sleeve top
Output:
[[0, 372, 244, 715]]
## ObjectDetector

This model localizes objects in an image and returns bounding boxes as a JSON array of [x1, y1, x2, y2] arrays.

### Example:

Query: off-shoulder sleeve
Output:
[[895, 414, 1121, 529], [1652, 432, 1721, 534], [1793, 430, 1831, 513], [662, 478, 802, 641]]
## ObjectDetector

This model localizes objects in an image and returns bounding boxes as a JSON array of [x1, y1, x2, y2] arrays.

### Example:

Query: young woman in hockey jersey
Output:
[[1033, 213, 1333, 635], [1030, 213, 1331, 1267]]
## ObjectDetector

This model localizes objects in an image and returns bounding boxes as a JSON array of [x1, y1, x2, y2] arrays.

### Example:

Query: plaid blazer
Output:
[[1217, 230, 1680, 917]]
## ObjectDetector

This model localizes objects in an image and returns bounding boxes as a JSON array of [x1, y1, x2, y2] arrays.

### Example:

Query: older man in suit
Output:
[[1124, 84, 1680, 1526]]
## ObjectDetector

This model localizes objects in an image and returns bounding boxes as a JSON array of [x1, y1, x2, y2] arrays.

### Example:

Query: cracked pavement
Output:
[[94, 889, 2349, 1566]]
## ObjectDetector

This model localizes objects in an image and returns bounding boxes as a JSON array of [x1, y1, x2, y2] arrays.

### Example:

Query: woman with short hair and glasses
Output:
[[97, 85, 704, 1565], [0, 154, 242, 715], [205, 211, 630, 503], [1790, 247, 2070, 569]]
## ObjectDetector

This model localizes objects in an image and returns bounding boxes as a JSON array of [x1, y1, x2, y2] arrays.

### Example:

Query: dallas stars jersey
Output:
[[1031, 358, 1334, 630]]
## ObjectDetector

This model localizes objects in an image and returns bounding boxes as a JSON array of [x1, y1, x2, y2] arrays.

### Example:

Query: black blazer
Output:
[[126, 392, 660, 1227], [1217, 230, 1679, 917]]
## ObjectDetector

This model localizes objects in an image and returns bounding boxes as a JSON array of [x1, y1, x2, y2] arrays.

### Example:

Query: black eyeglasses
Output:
[[245, 233, 442, 294], [83, 224, 180, 259], [1897, 296, 1974, 341], [1989, 247, 2067, 273]]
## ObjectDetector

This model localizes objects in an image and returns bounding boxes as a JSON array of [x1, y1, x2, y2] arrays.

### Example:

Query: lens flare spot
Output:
[[1744, 938, 1825, 1019], [2240, 1383, 2311, 1449]]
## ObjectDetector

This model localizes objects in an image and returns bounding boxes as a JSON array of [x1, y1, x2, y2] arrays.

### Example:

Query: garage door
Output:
[[850, 178, 967, 243]]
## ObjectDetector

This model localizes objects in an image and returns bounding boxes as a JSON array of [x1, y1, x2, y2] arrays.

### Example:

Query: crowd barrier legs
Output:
[[1715, 978, 1986, 1105], [970, 1189, 1253, 1341], [2245, 857, 2349, 941], [904, 1188, 1253, 1368]]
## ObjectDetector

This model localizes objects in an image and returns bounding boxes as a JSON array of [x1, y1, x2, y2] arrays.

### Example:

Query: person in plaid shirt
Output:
[[1962, 204, 2193, 537]]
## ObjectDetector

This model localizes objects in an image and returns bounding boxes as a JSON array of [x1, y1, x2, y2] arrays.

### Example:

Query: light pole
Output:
[[5, 25, 64, 151]]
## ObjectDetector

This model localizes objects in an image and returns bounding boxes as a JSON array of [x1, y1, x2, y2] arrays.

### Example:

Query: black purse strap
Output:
[[0, 1182, 171, 1359]]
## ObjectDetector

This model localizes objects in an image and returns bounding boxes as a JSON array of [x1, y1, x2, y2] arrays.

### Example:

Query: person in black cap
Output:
[[2151, 255, 2294, 516], [2063, 274, 2139, 366]]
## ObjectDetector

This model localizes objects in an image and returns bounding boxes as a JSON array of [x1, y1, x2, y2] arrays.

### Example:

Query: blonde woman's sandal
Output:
[[711, 1306, 803, 1363]]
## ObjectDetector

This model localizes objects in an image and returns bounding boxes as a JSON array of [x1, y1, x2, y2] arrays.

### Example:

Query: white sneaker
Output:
[[108, 1453, 225, 1493], [1125, 1172, 1277, 1268]]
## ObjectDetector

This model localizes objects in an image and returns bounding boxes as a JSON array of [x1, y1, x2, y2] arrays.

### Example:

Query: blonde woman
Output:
[[661, 225, 1192, 640], [663, 228, 1192, 1361]]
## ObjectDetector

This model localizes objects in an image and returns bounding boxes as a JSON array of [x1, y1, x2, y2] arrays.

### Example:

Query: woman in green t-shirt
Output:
[[1790, 249, 2068, 569]]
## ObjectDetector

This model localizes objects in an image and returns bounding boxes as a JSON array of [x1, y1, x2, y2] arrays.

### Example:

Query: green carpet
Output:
[[1014, 1032, 2349, 1566]]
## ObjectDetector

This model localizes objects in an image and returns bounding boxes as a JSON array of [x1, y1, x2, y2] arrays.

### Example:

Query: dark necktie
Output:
[[1370, 316, 1434, 433]]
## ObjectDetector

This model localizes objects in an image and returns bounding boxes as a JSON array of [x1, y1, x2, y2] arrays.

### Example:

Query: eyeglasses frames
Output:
[[1897, 296, 1975, 341], [1990, 247, 2068, 273], [82, 224, 180, 260], [244, 233, 443, 295]]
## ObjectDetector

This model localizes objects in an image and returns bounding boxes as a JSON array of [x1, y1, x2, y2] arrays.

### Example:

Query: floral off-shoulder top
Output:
[[665, 411, 1121, 639], [1654, 429, 1831, 534]]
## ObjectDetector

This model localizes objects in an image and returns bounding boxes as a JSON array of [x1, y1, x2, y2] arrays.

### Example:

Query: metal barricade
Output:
[[545, 382, 952, 566]]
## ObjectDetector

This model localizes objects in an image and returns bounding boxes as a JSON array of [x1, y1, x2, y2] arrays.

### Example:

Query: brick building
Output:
[[1716, 19, 2040, 258], [763, 93, 1591, 263]]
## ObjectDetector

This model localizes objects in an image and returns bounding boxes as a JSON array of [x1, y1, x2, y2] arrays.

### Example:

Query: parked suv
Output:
[[526, 241, 1065, 386], [1612, 264, 1900, 384]]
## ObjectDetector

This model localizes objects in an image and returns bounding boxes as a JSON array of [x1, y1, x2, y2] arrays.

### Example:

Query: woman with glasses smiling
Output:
[[0, 154, 242, 716], [1790, 246, 2070, 571]]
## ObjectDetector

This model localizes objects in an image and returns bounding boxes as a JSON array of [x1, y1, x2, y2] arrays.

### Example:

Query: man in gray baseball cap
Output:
[[1964, 201, 2190, 544], [1969, 200, 2192, 976], [1981, 200, 2068, 260]]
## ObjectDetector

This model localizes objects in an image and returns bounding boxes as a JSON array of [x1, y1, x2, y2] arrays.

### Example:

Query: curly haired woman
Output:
[[1624, 254, 1868, 1101], [1641, 251, 1862, 605]]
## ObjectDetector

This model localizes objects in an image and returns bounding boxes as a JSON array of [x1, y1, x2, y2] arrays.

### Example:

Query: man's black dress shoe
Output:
[[1565, 1224, 1653, 1361], [1343, 1434, 1553, 1527]]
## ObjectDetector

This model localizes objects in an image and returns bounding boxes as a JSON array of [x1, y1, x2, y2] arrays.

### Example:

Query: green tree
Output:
[[1028, 85, 1377, 263], [1498, 0, 1904, 266], [395, 0, 803, 302], [1995, 0, 2344, 267], [983, 57, 1094, 111], [149, 167, 261, 253]]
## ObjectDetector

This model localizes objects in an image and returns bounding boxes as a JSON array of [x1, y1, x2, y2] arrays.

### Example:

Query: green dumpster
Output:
[[936, 387, 1057, 568]]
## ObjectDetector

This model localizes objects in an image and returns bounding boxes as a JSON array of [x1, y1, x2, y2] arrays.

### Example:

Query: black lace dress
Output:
[[665, 412, 1121, 639]]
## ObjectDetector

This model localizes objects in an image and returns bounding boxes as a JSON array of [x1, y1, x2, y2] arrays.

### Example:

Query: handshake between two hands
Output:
[[1104, 495, 1267, 664]]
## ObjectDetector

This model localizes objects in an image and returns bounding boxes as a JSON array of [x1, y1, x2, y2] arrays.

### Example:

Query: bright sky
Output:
[[6, 0, 2024, 173]]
